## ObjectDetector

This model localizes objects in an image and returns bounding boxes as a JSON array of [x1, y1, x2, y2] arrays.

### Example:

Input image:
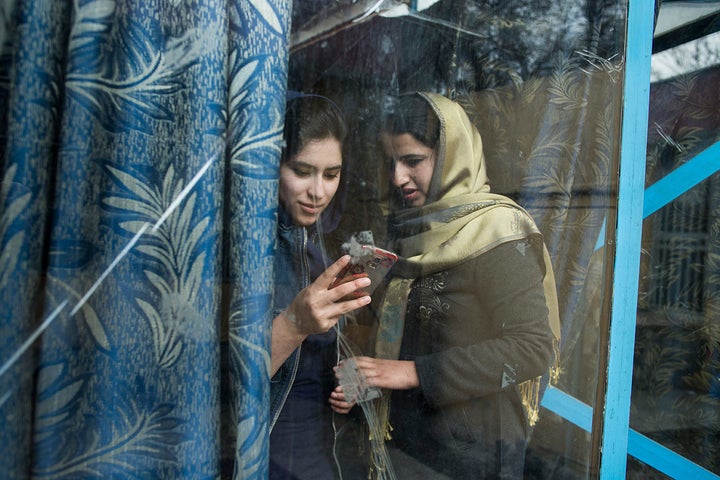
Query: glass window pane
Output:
[[629, 6, 720, 477], [282, 1, 627, 478]]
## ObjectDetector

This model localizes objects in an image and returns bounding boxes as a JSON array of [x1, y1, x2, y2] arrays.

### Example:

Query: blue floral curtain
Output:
[[0, 1, 290, 478]]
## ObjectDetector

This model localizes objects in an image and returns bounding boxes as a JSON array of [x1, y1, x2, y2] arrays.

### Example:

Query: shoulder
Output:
[[487, 238, 542, 262], [435, 239, 546, 302], [458, 238, 543, 274]]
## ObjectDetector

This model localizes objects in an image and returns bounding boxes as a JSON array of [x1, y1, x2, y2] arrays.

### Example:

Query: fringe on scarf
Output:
[[366, 391, 397, 480], [520, 339, 562, 427]]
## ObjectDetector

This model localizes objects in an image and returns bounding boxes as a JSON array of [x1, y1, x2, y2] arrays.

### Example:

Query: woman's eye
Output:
[[292, 168, 311, 177], [324, 172, 340, 180], [406, 156, 424, 167]]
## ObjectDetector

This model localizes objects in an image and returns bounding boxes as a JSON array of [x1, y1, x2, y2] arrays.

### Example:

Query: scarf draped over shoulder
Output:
[[374, 93, 561, 429]]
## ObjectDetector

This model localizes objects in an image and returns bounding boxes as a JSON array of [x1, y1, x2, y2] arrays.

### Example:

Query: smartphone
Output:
[[330, 245, 398, 295]]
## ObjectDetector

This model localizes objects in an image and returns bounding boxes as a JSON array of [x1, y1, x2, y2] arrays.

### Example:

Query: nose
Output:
[[308, 174, 325, 203], [391, 161, 410, 187]]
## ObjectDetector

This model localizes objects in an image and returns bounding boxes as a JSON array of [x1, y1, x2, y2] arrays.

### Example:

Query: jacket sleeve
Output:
[[413, 239, 556, 408]]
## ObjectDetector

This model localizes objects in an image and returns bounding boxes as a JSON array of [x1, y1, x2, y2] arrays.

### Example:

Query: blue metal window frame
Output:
[[599, 0, 653, 476], [541, 1, 720, 477]]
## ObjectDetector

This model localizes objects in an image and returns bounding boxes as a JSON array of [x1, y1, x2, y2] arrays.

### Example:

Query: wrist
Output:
[[403, 360, 420, 389], [281, 309, 308, 338]]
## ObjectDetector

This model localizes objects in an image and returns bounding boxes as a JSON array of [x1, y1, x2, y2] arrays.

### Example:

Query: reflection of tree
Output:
[[289, 0, 626, 94], [652, 31, 720, 81], [435, 0, 612, 88]]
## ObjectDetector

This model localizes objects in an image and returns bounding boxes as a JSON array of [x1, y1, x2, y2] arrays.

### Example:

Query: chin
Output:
[[296, 212, 321, 227]]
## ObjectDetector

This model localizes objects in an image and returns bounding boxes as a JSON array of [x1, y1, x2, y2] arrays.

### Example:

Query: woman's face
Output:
[[385, 133, 436, 208], [279, 138, 343, 227]]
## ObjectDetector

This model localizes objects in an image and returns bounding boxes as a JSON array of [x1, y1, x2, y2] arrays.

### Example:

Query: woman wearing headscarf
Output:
[[337, 92, 560, 479]]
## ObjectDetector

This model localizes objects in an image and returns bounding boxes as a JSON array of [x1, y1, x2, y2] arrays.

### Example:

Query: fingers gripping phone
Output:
[[330, 245, 398, 295]]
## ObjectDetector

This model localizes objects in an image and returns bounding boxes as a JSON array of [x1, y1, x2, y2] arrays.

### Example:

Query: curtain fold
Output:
[[0, 1, 290, 478]]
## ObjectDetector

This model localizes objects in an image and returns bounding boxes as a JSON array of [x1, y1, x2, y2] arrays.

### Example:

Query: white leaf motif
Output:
[[249, 0, 284, 35]]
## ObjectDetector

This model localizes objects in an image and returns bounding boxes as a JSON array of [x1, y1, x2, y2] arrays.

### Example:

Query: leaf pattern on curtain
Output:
[[101, 162, 214, 367], [0, 0, 290, 479], [0, 164, 30, 289], [224, 2, 289, 477]]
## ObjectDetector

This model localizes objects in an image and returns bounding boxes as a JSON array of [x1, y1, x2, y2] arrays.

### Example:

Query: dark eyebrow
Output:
[[399, 154, 427, 161], [287, 159, 312, 168], [288, 159, 342, 172]]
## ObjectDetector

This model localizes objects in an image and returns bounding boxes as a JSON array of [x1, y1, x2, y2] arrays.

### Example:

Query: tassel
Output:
[[520, 338, 562, 427]]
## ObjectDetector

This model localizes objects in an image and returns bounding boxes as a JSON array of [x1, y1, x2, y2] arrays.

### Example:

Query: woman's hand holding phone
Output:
[[272, 256, 374, 375], [283, 255, 372, 336], [329, 245, 398, 297]]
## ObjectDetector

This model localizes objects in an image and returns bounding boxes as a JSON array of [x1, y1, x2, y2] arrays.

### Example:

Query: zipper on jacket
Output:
[[269, 344, 301, 432]]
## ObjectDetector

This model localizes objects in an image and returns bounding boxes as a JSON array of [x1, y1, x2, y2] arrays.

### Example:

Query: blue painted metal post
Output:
[[599, 0, 654, 478]]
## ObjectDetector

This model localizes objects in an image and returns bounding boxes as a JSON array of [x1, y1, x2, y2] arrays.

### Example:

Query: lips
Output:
[[299, 202, 323, 215], [402, 188, 418, 201]]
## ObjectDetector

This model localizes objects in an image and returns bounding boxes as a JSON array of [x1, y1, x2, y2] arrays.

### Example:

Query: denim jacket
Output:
[[269, 219, 309, 432]]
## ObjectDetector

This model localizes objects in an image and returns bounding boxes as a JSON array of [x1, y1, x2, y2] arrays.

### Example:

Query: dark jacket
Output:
[[387, 238, 555, 479], [269, 218, 308, 431]]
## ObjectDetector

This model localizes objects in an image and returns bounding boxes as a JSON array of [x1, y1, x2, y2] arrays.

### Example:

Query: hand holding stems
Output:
[[334, 356, 420, 392], [271, 255, 372, 376]]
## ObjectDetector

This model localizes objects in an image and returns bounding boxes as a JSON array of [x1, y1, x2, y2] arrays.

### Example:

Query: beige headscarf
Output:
[[372, 93, 561, 456]]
